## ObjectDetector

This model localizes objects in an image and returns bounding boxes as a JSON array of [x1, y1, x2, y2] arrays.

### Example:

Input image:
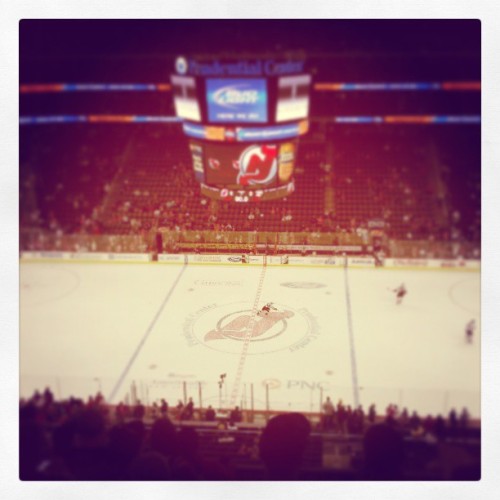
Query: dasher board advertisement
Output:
[[206, 79, 268, 123]]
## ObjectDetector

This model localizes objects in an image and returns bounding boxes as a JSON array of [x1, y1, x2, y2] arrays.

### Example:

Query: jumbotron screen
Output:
[[189, 140, 297, 202], [206, 79, 268, 123]]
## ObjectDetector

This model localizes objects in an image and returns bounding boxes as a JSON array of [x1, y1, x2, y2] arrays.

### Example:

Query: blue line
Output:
[[343, 259, 360, 408], [107, 263, 187, 403]]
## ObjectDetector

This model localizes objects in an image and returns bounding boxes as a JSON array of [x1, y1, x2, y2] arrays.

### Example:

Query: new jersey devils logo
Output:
[[234, 145, 277, 186], [205, 309, 294, 342], [185, 302, 317, 355]]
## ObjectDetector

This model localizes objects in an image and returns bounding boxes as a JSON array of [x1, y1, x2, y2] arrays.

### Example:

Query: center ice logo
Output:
[[183, 302, 319, 355], [205, 308, 294, 342]]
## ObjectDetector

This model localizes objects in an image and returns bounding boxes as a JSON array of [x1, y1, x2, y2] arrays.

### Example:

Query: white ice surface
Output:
[[19, 262, 480, 417]]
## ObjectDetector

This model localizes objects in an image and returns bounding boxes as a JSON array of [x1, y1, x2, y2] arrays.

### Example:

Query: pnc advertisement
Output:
[[206, 79, 268, 123]]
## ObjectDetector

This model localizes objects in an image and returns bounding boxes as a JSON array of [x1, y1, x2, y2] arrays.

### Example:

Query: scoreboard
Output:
[[171, 55, 311, 202]]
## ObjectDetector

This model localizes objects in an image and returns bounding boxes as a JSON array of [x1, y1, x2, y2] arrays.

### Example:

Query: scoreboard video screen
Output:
[[206, 79, 268, 123], [172, 55, 311, 202], [203, 142, 296, 187], [189, 139, 297, 201]]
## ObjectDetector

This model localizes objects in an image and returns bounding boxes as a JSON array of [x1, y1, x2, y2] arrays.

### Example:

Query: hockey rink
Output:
[[19, 261, 481, 418]]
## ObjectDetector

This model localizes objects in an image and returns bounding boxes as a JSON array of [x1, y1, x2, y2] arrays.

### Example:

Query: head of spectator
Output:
[[362, 423, 404, 480], [259, 413, 311, 480], [149, 417, 177, 458], [107, 423, 145, 476], [127, 451, 171, 480], [19, 419, 49, 480], [74, 407, 107, 445], [177, 427, 199, 462]]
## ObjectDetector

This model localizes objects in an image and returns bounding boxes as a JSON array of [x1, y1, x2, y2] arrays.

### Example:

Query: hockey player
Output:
[[393, 283, 407, 305], [260, 302, 277, 316], [465, 319, 475, 343]]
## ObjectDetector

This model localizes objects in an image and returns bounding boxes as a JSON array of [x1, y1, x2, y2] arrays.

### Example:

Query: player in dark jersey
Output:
[[259, 302, 277, 316], [465, 319, 475, 343], [393, 283, 407, 305]]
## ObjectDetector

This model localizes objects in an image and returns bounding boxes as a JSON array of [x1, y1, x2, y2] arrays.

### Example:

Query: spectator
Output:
[[448, 408, 458, 435], [368, 404, 377, 424], [259, 413, 311, 480], [459, 407, 470, 429], [18, 385, 480, 481], [336, 400, 347, 434], [182, 397, 195, 420], [133, 400, 145, 421], [362, 423, 404, 480], [106, 422, 145, 479], [128, 451, 171, 480], [322, 396, 335, 431], [149, 417, 177, 458], [229, 406, 242, 424], [175, 400, 184, 420], [160, 398, 169, 419], [205, 405, 216, 422], [434, 415, 447, 440]]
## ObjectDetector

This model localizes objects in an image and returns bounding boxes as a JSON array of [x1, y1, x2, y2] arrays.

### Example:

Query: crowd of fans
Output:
[[19, 122, 480, 259], [329, 125, 480, 246], [19, 387, 479, 481], [320, 396, 473, 441]]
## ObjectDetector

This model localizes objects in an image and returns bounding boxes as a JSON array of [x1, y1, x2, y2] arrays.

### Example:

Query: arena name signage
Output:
[[177, 58, 305, 77]]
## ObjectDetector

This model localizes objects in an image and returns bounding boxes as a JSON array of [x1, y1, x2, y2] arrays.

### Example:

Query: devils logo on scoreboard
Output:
[[208, 158, 221, 170], [234, 144, 278, 186]]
